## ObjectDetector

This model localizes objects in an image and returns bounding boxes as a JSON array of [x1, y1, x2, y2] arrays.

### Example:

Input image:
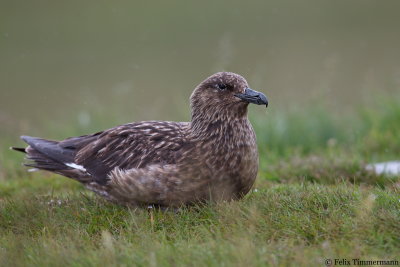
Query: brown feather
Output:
[[13, 72, 266, 207]]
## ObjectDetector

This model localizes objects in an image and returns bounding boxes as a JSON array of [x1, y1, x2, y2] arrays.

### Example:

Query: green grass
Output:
[[0, 100, 399, 266]]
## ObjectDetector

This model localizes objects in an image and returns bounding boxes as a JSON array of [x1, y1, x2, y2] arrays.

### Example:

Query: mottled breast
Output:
[[193, 119, 259, 199]]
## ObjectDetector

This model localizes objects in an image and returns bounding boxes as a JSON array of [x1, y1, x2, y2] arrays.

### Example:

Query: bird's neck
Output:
[[189, 108, 250, 139]]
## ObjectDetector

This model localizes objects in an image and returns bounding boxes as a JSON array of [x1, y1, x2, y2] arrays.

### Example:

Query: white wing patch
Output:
[[65, 162, 87, 172]]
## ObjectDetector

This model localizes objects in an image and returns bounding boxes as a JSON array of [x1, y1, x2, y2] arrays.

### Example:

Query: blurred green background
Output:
[[1, 0, 400, 139], [1, 3, 399, 264]]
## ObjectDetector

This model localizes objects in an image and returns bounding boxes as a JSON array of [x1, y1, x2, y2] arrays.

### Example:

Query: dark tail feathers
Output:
[[10, 147, 26, 153], [15, 136, 76, 171]]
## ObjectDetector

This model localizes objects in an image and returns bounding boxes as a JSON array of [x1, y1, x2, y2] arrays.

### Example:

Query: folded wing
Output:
[[75, 121, 188, 185]]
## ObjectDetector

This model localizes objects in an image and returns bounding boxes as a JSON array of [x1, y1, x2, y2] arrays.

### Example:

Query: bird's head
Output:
[[190, 72, 268, 121]]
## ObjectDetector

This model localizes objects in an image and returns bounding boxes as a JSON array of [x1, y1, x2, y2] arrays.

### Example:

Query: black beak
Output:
[[234, 88, 268, 107]]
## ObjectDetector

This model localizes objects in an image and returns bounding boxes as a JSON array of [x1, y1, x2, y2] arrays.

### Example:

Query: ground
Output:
[[0, 101, 399, 266]]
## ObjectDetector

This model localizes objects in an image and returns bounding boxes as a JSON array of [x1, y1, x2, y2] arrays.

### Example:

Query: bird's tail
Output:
[[10, 147, 26, 153], [12, 136, 71, 171], [12, 136, 90, 182]]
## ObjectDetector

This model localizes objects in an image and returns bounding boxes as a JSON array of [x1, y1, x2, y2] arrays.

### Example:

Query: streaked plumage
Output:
[[12, 72, 268, 207]]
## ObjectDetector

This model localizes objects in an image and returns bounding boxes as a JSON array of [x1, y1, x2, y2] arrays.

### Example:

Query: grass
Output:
[[0, 99, 399, 266]]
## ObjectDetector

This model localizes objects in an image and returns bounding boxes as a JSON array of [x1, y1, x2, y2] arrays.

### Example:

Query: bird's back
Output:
[[16, 121, 190, 185], [76, 121, 190, 184]]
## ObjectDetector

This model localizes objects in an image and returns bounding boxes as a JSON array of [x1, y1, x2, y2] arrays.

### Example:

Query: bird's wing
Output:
[[75, 121, 189, 185]]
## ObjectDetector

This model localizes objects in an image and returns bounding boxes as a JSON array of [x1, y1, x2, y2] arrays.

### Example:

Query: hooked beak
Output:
[[234, 88, 268, 107]]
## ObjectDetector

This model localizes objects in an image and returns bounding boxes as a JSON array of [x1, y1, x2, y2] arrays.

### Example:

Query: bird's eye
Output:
[[217, 83, 227, 90]]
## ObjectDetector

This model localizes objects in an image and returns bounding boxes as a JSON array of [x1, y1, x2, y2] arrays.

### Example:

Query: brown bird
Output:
[[12, 72, 268, 207]]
